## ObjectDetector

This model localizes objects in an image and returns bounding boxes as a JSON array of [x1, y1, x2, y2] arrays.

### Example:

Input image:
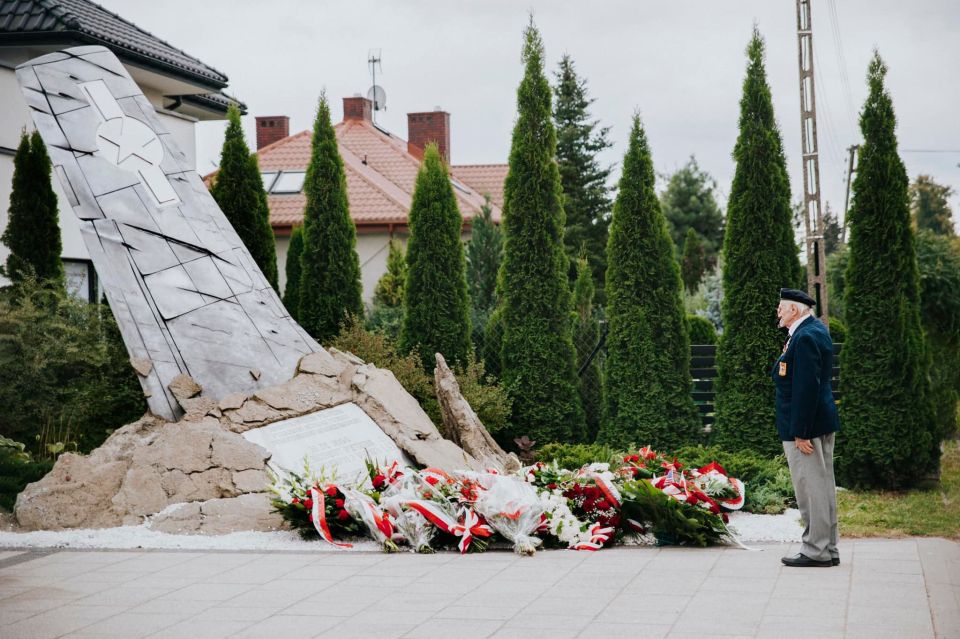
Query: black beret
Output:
[[780, 288, 815, 306]]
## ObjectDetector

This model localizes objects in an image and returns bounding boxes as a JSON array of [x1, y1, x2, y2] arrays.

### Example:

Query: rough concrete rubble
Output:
[[15, 348, 481, 533]]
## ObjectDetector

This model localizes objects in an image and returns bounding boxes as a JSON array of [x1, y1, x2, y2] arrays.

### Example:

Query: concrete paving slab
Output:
[[0, 540, 957, 638]]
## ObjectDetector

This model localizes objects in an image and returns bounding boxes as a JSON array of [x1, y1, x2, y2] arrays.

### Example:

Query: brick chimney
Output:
[[343, 95, 373, 122], [255, 116, 289, 150], [407, 108, 450, 162]]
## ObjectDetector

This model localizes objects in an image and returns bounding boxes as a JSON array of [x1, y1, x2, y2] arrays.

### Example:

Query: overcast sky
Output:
[[100, 0, 960, 228]]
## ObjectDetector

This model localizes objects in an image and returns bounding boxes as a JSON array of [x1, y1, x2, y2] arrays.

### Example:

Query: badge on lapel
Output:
[[778, 362, 787, 377]]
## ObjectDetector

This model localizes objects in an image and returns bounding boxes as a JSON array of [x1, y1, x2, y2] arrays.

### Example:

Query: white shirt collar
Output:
[[788, 312, 812, 336]]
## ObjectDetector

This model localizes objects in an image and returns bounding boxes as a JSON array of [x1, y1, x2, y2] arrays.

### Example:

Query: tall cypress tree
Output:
[[282, 225, 304, 320], [573, 254, 601, 443], [211, 105, 277, 290], [838, 53, 935, 487], [599, 115, 700, 450], [500, 21, 585, 443], [681, 227, 706, 293], [299, 94, 364, 341], [712, 29, 802, 457], [2, 131, 63, 287], [553, 54, 612, 298], [400, 144, 471, 369], [466, 200, 503, 357]]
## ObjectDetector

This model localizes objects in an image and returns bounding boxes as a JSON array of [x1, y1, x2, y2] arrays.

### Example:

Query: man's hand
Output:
[[795, 438, 814, 455]]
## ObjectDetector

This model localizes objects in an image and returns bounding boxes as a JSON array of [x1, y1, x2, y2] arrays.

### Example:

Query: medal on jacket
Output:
[[779, 362, 787, 377]]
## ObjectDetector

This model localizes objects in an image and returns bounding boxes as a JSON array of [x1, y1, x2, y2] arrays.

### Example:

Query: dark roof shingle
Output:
[[0, 0, 229, 88]]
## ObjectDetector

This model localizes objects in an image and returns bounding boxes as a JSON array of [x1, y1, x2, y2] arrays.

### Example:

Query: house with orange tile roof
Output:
[[250, 96, 507, 303]]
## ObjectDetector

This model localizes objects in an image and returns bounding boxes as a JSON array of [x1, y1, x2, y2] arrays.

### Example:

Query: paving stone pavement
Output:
[[0, 538, 957, 638]]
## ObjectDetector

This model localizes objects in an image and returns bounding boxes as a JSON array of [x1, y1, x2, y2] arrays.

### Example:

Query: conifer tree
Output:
[[466, 200, 503, 356], [2, 131, 63, 287], [299, 94, 364, 341], [599, 115, 700, 450], [712, 29, 803, 456], [838, 53, 935, 487], [553, 54, 612, 298], [400, 144, 471, 369], [911, 175, 955, 236], [282, 225, 304, 320], [211, 105, 277, 289], [573, 254, 601, 442], [680, 228, 706, 293], [660, 156, 725, 269], [368, 238, 407, 340], [500, 21, 585, 443]]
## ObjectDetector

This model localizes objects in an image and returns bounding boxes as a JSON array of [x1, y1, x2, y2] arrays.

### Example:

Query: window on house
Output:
[[261, 172, 278, 191], [271, 171, 306, 194]]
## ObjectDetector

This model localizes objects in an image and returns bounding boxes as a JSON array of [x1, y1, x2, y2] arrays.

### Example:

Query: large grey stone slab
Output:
[[15, 46, 319, 421]]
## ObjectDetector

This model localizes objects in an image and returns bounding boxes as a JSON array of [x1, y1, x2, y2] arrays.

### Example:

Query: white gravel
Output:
[[0, 509, 801, 551]]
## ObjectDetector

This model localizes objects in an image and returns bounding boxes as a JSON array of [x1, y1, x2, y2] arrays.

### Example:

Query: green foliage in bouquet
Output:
[[619, 479, 730, 547], [268, 463, 362, 540]]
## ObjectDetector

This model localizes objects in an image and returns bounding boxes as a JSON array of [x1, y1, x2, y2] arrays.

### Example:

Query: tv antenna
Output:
[[367, 49, 386, 122]]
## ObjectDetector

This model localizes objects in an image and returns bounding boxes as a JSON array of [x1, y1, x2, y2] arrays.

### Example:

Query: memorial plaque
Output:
[[243, 402, 413, 485]]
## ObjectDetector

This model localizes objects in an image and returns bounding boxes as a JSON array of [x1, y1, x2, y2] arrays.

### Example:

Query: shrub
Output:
[[828, 317, 846, 343], [0, 278, 145, 455], [0, 436, 52, 511], [687, 314, 718, 345], [535, 442, 620, 469]]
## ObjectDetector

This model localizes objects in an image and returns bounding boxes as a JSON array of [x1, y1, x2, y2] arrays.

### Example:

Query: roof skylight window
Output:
[[271, 171, 306, 194]]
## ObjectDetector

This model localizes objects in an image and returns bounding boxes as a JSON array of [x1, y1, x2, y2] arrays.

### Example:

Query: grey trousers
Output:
[[783, 432, 839, 561]]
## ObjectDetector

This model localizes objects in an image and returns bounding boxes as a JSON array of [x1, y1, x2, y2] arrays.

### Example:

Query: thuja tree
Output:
[[2, 131, 63, 287], [400, 144, 472, 369], [660, 156, 724, 269], [499, 21, 585, 443], [573, 255, 601, 443], [553, 54, 612, 298], [838, 53, 935, 487], [681, 227, 706, 293], [282, 225, 304, 320], [211, 105, 277, 290], [368, 238, 407, 339], [466, 200, 502, 356], [713, 29, 802, 457], [911, 175, 955, 236], [299, 94, 364, 341], [599, 115, 700, 450]]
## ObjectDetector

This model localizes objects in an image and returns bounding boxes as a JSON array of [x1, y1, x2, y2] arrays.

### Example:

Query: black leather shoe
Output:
[[831, 557, 840, 566], [781, 553, 833, 567]]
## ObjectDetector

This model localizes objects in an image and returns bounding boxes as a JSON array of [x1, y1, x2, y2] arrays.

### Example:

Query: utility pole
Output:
[[795, 0, 829, 321], [840, 144, 858, 246]]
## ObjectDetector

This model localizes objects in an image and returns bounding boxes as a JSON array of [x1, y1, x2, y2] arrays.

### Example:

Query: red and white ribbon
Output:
[[573, 522, 615, 551], [404, 499, 459, 533], [451, 508, 493, 554], [591, 473, 621, 509], [308, 487, 352, 549]]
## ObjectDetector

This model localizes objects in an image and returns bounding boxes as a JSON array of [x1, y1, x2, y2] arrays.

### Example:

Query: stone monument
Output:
[[12, 46, 488, 534]]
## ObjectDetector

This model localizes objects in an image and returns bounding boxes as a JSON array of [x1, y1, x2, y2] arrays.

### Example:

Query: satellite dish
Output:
[[367, 85, 387, 111]]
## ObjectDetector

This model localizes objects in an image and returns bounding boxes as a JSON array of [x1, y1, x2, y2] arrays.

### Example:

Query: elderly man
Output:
[[774, 288, 840, 568]]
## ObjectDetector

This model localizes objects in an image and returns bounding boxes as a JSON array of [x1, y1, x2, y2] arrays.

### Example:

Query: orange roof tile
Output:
[[244, 118, 505, 229], [450, 164, 509, 209]]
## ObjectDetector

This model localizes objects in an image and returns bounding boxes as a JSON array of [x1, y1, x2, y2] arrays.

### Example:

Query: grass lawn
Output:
[[837, 439, 960, 539]]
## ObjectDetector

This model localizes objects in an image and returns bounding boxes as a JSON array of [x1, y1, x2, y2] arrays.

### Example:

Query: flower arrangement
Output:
[[269, 446, 746, 555]]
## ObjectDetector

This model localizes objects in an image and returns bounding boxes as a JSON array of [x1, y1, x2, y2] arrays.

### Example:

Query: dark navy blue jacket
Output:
[[771, 315, 840, 441]]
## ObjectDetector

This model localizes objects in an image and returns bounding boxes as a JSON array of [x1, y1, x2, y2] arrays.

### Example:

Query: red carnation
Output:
[[722, 513, 730, 523], [307, 512, 313, 522], [325, 486, 338, 497], [425, 476, 439, 486], [596, 499, 611, 511], [337, 509, 350, 521], [547, 483, 558, 490], [423, 491, 433, 499], [291, 497, 300, 505], [304, 498, 314, 510], [335, 499, 344, 508], [372, 474, 386, 489]]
